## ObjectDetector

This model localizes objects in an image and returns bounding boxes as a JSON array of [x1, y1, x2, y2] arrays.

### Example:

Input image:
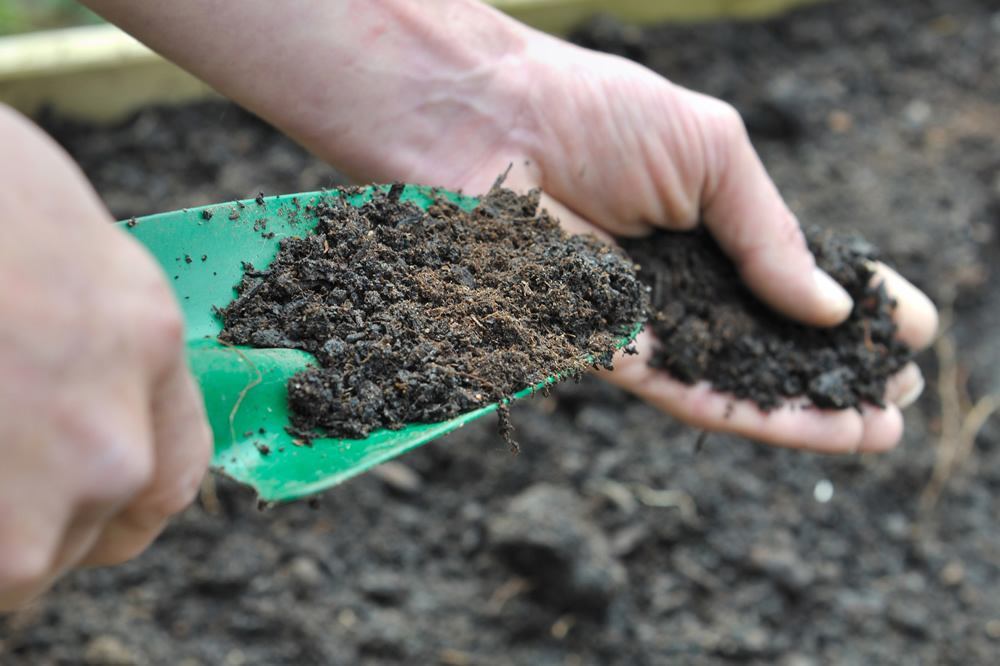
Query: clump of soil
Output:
[[620, 228, 912, 410], [219, 184, 646, 438]]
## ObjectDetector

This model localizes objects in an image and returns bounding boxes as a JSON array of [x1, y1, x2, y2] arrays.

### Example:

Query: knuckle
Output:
[[54, 407, 155, 499], [157, 308, 186, 356], [135, 301, 186, 374], [738, 212, 811, 272], [704, 98, 747, 141], [772, 210, 809, 251], [87, 441, 154, 501], [145, 292, 186, 352], [114, 241, 187, 358], [108, 442, 156, 498], [691, 97, 750, 200]]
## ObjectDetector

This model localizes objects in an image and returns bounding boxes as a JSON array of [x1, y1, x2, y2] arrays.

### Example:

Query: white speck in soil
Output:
[[813, 479, 834, 503]]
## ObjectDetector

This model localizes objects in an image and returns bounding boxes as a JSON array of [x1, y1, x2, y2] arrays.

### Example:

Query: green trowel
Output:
[[121, 185, 639, 503]]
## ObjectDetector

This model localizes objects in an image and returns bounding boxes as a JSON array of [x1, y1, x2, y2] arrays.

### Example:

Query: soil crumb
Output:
[[620, 228, 912, 410], [220, 185, 646, 438]]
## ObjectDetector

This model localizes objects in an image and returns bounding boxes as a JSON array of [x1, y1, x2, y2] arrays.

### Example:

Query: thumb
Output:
[[694, 93, 853, 327]]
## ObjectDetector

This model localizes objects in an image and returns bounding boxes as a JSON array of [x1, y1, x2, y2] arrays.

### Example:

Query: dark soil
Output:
[[5, 0, 999, 664], [621, 228, 910, 410], [219, 186, 645, 438]]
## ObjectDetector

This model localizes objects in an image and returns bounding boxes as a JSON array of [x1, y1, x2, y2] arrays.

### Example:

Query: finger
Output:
[[857, 403, 904, 453], [81, 359, 211, 567], [870, 262, 938, 350], [885, 362, 925, 409], [52, 511, 116, 574], [0, 490, 72, 610], [603, 331, 865, 453], [539, 192, 614, 242], [52, 395, 155, 573], [696, 98, 853, 327], [0, 389, 153, 609]]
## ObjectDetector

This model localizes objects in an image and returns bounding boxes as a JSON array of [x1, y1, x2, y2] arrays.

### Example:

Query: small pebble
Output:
[[750, 543, 816, 593], [902, 99, 932, 129], [813, 479, 834, 503], [358, 571, 409, 606], [289, 556, 323, 586], [827, 109, 853, 133], [940, 560, 965, 586], [84, 635, 138, 666], [888, 599, 930, 636], [371, 462, 423, 494], [986, 619, 1000, 640], [338, 608, 357, 628], [223, 649, 246, 666], [782, 655, 819, 666]]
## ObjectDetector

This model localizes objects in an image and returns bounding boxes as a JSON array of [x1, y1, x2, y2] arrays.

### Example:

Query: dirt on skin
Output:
[[219, 185, 646, 439], [620, 228, 911, 410]]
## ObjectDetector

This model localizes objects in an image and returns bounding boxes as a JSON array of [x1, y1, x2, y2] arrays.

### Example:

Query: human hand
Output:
[[88, 0, 936, 452], [0, 106, 211, 610], [350, 25, 937, 452]]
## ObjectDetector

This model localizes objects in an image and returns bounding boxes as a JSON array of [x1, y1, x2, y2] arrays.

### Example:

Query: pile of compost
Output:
[[219, 185, 646, 438], [621, 229, 911, 410]]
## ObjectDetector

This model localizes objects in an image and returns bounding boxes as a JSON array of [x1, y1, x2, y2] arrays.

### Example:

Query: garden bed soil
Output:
[[3, 0, 999, 664], [219, 186, 645, 440]]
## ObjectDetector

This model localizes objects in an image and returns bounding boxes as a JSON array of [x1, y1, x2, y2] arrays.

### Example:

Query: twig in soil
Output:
[[234, 278, 266, 304], [439, 649, 474, 666], [673, 552, 722, 591], [491, 162, 513, 190], [957, 394, 1000, 461], [921, 313, 961, 511], [590, 479, 639, 515], [550, 614, 576, 640], [220, 340, 264, 445], [387, 181, 405, 202], [198, 475, 221, 516], [693, 430, 709, 454], [486, 576, 531, 615], [921, 310, 1000, 511], [631, 484, 699, 526]]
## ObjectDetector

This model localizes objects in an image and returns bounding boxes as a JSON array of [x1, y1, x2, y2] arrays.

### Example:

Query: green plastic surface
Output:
[[120, 185, 639, 502]]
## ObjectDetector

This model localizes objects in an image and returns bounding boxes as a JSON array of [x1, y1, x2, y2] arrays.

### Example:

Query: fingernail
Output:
[[895, 366, 925, 409], [812, 268, 853, 321]]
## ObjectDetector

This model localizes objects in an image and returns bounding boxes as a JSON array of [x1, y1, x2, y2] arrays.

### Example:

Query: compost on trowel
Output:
[[219, 183, 648, 446]]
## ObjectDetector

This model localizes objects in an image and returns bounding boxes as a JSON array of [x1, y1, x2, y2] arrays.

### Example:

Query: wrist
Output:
[[84, 0, 552, 189], [298, 0, 544, 184]]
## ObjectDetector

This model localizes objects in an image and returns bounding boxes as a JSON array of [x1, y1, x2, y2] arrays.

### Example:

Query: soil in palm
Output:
[[621, 228, 912, 410]]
